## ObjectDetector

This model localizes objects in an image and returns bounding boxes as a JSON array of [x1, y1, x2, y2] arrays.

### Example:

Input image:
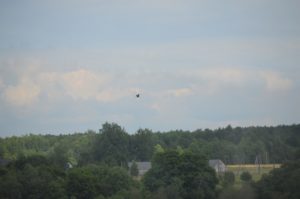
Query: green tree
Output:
[[0, 155, 67, 199], [49, 142, 70, 168], [0, 170, 22, 199], [2, 123, 300, 165], [130, 129, 154, 161], [93, 123, 130, 166], [67, 166, 97, 199], [67, 164, 132, 198], [143, 149, 218, 199], [154, 144, 164, 154], [0, 138, 6, 158], [255, 155, 300, 199]]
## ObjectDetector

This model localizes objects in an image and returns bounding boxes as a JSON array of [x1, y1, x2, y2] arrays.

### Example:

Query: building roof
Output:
[[209, 159, 225, 167], [128, 161, 151, 171]]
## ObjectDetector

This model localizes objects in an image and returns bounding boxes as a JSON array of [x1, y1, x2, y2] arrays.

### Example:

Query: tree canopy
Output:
[[255, 153, 300, 199], [1, 123, 299, 165], [0, 123, 299, 199], [143, 148, 218, 199]]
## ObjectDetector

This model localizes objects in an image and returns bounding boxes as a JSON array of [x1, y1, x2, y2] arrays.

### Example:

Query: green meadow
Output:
[[226, 164, 281, 188]]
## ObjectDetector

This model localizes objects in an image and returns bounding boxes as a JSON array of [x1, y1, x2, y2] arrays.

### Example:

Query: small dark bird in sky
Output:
[[136, 94, 140, 98]]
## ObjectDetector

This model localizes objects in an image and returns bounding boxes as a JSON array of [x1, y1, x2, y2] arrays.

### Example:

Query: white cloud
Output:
[[62, 69, 110, 100], [167, 88, 193, 97], [95, 88, 130, 102], [60, 69, 139, 102], [261, 71, 292, 92], [38, 72, 60, 96], [199, 68, 246, 84], [176, 67, 250, 95], [3, 78, 41, 106], [1, 65, 136, 106]]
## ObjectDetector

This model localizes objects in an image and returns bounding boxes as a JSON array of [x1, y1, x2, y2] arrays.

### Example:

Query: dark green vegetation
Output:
[[240, 171, 252, 182], [143, 149, 218, 199], [1, 123, 299, 164], [222, 171, 235, 187], [0, 155, 134, 199], [0, 123, 299, 199], [255, 152, 300, 199]]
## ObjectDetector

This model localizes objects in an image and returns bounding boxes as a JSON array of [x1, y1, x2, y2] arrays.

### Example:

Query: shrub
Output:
[[240, 171, 252, 182]]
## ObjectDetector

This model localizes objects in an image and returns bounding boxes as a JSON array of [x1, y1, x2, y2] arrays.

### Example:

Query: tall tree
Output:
[[143, 149, 218, 199], [130, 129, 154, 161], [255, 153, 300, 199], [93, 123, 130, 166]]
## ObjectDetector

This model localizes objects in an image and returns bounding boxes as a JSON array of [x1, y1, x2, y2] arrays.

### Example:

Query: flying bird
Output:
[[136, 94, 140, 98]]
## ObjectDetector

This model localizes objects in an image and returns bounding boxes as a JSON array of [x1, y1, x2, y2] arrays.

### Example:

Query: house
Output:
[[209, 159, 226, 173], [66, 162, 73, 169], [128, 161, 151, 176]]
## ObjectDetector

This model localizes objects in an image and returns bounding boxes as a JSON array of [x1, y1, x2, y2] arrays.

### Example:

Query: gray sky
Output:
[[0, 0, 299, 136]]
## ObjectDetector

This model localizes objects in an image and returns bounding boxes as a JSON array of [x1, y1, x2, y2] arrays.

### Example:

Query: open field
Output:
[[226, 164, 281, 188]]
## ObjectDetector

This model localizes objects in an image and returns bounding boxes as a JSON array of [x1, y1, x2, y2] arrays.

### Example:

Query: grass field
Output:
[[225, 164, 281, 188]]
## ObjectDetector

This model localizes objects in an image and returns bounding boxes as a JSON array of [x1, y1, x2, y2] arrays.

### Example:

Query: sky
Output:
[[0, 0, 299, 136]]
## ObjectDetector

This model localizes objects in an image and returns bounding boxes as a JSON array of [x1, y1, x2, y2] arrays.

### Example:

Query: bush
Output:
[[67, 165, 132, 198], [240, 171, 252, 182]]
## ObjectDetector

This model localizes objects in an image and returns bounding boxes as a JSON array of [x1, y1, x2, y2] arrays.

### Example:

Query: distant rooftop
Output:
[[128, 161, 151, 175]]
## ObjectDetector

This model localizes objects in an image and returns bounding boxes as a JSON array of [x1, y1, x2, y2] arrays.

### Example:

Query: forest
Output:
[[0, 123, 299, 199]]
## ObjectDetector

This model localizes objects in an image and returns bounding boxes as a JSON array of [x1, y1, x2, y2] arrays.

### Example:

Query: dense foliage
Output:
[[240, 171, 252, 182], [0, 155, 133, 199], [0, 155, 67, 199], [143, 149, 218, 199], [0, 123, 299, 199], [255, 153, 300, 199], [1, 123, 299, 165], [67, 165, 132, 198]]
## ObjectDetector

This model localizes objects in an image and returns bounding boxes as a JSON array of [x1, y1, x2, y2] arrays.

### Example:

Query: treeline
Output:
[[1, 123, 299, 165], [0, 123, 300, 199], [0, 155, 138, 199]]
